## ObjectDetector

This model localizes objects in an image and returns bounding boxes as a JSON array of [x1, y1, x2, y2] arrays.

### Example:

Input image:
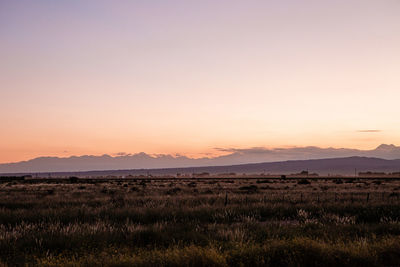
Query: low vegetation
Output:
[[1, 176, 400, 266]]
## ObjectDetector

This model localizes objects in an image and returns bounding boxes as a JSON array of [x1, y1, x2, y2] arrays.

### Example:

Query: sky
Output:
[[1, 0, 400, 163]]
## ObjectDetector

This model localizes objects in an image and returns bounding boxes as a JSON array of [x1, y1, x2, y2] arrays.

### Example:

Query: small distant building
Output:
[[359, 171, 386, 177], [192, 172, 210, 178]]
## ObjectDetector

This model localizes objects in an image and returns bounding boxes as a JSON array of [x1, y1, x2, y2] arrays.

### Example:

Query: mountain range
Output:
[[1, 144, 400, 174]]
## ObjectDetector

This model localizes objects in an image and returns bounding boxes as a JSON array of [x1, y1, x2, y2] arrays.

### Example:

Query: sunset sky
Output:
[[1, 0, 400, 163]]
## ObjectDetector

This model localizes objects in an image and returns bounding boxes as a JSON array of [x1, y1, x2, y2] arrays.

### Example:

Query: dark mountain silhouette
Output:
[[2, 157, 400, 177], [123, 156, 399, 176], [1, 144, 400, 174]]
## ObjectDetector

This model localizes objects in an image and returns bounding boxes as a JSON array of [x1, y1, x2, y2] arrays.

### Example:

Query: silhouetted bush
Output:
[[333, 179, 343, 184], [166, 187, 182, 195], [69, 176, 79, 183], [298, 179, 311, 185], [239, 185, 258, 193]]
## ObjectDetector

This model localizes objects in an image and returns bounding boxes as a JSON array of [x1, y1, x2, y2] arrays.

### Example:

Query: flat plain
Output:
[[1, 176, 400, 266]]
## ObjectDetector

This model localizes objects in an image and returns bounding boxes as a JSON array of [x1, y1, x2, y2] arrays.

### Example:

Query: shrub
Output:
[[239, 185, 258, 193], [166, 187, 182, 195], [333, 179, 343, 184], [298, 179, 311, 185], [256, 180, 271, 184], [69, 177, 79, 183]]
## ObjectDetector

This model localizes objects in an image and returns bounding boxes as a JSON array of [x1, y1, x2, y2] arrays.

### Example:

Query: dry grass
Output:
[[1, 177, 400, 266]]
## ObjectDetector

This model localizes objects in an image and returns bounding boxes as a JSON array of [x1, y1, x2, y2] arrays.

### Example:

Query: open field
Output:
[[2, 176, 400, 266]]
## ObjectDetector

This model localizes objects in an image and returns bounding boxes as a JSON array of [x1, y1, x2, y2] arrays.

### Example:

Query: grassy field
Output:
[[1, 176, 400, 266]]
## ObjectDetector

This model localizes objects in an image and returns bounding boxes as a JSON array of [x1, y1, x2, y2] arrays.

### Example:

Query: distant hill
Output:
[[2, 156, 400, 177], [1, 144, 400, 174]]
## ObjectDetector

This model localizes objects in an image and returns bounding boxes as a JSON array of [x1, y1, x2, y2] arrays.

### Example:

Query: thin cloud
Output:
[[113, 152, 131, 156], [214, 147, 273, 154], [357, 130, 381, 133]]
